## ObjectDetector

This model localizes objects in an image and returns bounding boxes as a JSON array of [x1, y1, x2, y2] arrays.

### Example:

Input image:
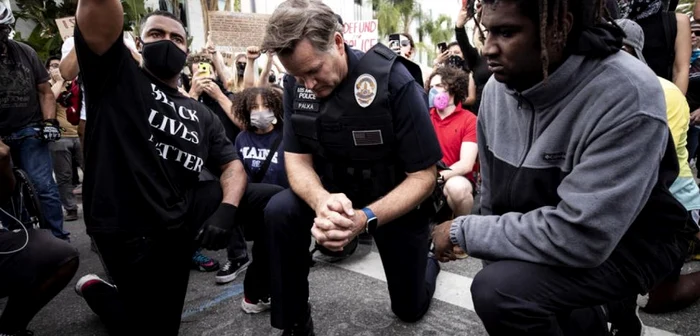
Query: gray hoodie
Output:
[[450, 52, 688, 268]]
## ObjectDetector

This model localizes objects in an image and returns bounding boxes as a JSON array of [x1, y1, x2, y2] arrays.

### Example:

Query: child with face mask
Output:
[[233, 87, 288, 188]]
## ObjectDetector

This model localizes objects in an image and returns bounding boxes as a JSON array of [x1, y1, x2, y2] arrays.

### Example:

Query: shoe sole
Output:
[[216, 259, 252, 284], [241, 300, 271, 314], [75, 274, 114, 297]]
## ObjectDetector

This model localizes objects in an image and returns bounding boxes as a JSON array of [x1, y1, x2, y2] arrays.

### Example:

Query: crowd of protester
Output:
[[4, 0, 700, 335]]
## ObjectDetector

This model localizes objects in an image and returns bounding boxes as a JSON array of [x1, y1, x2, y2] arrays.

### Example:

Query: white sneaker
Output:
[[241, 296, 271, 314], [75, 274, 115, 297]]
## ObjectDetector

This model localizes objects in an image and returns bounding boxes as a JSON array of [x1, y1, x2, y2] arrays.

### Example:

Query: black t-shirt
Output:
[[0, 41, 49, 133], [75, 28, 238, 234], [282, 46, 442, 174]]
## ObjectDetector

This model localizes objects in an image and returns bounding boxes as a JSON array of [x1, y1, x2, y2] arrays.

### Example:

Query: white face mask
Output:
[[250, 110, 276, 130]]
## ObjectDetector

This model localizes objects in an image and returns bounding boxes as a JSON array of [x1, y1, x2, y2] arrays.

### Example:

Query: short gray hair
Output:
[[261, 0, 343, 56]]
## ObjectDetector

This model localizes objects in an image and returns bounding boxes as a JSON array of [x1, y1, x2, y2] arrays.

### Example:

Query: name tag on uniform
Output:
[[295, 101, 319, 112], [353, 130, 383, 146], [294, 86, 320, 112]]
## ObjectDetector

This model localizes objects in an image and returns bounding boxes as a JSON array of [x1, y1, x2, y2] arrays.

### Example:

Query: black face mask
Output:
[[446, 55, 465, 70], [140, 39, 187, 80]]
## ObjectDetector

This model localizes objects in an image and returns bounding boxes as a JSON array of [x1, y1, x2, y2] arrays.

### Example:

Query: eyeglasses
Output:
[[399, 40, 411, 47]]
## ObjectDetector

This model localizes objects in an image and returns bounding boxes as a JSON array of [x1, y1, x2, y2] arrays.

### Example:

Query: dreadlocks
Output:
[[479, 0, 612, 79]]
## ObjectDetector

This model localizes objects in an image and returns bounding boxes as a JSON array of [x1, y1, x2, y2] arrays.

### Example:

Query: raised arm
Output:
[[256, 54, 274, 87], [59, 48, 79, 81], [674, 13, 691, 94], [76, 0, 124, 55]]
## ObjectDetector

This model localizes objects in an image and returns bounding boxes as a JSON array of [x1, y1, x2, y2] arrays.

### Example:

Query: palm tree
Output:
[[677, 0, 695, 14], [375, 0, 400, 38], [396, 0, 416, 34], [414, 12, 455, 64]]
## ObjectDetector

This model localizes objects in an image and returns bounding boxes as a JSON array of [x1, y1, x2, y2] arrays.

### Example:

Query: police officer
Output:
[[261, 0, 443, 334]]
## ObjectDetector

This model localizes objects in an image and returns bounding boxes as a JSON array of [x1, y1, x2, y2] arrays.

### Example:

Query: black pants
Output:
[[235, 183, 284, 301], [85, 182, 281, 335], [471, 234, 688, 336], [265, 188, 439, 329]]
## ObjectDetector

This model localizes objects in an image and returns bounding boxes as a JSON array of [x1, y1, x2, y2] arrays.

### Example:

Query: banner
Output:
[[342, 20, 379, 52], [55, 16, 76, 41]]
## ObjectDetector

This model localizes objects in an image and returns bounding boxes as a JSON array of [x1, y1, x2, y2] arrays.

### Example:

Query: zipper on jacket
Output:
[[507, 93, 536, 209]]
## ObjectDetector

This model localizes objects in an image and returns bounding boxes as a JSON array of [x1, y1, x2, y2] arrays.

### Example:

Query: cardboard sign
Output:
[[56, 17, 76, 41], [342, 20, 379, 52]]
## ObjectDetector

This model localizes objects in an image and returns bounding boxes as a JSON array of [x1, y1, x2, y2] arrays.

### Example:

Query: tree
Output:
[[375, 0, 400, 38], [13, 0, 76, 61], [13, 0, 148, 61], [395, 0, 416, 34], [415, 11, 454, 62], [677, 0, 695, 15]]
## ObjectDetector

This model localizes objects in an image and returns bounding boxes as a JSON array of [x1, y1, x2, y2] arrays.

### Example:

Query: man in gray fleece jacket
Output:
[[431, 0, 697, 335]]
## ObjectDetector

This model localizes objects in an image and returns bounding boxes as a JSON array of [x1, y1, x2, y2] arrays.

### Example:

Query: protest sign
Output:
[[343, 20, 379, 52]]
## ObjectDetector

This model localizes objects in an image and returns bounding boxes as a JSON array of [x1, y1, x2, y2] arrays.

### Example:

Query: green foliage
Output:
[[122, 0, 149, 36], [12, 0, 77, 61], [415, 12, 454, 64], [395, 0, 416, 34], [12, 0, 150, 61], [677, 0, 695, 15], [375, 0, 400, 38]]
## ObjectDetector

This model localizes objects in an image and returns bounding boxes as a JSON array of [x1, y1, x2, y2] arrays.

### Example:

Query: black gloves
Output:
[[40, 119, 61, 141], [197, 203, 237, 250]]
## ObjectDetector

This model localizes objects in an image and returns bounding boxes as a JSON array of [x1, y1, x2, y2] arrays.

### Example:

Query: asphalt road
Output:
[[7, 212, 700, 336]]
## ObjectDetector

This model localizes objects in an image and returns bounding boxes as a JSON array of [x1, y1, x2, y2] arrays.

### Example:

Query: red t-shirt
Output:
[[430, 103, 478, 176]]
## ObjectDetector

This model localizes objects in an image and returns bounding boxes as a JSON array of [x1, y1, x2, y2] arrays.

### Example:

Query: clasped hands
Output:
[[432, 220, 469, 263], [311, 193, 367, 252]]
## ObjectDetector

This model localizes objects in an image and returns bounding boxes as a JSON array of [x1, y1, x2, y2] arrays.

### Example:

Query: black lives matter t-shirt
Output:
[[0, 41, 49, 133], [74, 28, 237, 234]]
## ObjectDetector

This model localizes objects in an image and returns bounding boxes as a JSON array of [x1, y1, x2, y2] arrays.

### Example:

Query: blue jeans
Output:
[[4, 126, 68, 239]]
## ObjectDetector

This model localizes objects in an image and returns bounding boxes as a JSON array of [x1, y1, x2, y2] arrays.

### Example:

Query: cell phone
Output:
[[437, 42, 447, 53], [389, 33, 401, 46], [198, 62, 212, 77]]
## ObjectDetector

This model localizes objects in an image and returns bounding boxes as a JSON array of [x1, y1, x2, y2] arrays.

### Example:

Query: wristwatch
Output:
[[361, 207, 378, 235]]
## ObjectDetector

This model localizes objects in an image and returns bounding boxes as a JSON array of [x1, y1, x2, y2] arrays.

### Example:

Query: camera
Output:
[[57, 90, 73, 108]]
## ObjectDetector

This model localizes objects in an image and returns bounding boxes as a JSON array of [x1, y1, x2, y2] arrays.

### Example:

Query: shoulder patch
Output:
[[355, 74, 377, 108]]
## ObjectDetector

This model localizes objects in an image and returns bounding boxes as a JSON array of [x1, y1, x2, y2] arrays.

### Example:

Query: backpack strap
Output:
[[252, 134, 283, 183]]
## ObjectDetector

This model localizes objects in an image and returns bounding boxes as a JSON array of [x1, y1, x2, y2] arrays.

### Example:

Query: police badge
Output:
[[354, 73, 377, 108]]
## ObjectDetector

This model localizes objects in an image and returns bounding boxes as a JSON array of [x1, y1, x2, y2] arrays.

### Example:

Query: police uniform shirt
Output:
[[282, 45, 442, 174]]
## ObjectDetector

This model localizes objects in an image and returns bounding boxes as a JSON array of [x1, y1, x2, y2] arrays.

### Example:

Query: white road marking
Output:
[[333, 252, 681, 336]]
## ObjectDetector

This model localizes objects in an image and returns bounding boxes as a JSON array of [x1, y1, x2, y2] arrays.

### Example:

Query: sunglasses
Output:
[[399, 40, 411, 47], [693, 30, 700, 36]]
